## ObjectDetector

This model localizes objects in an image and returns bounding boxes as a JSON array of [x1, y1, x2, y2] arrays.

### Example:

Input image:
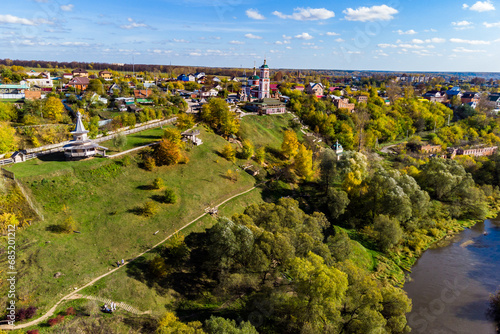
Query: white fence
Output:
[[0, 117, 177, 166], [0, 94, 24, 99]]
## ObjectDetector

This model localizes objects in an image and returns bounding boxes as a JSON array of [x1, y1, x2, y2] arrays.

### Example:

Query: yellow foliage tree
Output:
[[281, 130, 299, 159], [43, 96, 64, 122], [0, 122, 17, 154], [295, 144, 314, 181], [156, 312, 204, 334]]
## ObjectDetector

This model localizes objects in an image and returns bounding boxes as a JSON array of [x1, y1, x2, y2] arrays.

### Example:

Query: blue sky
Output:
[[1, 0, 500, 72]]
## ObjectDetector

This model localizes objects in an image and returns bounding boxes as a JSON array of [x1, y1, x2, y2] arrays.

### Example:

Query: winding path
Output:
[[0, 186, 257, 330]]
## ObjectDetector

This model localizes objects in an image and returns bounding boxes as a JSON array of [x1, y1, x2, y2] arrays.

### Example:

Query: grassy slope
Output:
[[238, 113, 297, 149], [5, 114, 296, 331], [99, 126, 169, 153], [2, 126, 258, 318]]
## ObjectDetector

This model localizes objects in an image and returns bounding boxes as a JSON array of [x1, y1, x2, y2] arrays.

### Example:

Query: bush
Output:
[[27, 330, 39, 334], [154, 139, 181, 166], [47, 315, 64, 326], [141, 201, 159, 217], [152, 177, 164, 190], [66, 307, 76, 316], [25, 306, 37, 319], [60, 216, 77, 233], [143, 156, 156, 171], [221, 143, 236, 162], [163, 189, 177, 204], [112, 132, 127, 150]]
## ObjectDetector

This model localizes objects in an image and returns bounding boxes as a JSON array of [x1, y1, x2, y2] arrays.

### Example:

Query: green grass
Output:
[[99, 126, 170, 153], [1, 126, 258, 319], [238, 113, 298, 149]]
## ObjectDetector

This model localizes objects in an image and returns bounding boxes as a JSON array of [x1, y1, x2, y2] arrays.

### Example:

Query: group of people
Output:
[[102, 302, 118, 313], [117, 259, 125, 267]]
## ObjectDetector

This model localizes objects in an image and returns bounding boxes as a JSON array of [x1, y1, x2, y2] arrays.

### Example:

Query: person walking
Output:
[[121, 259, 125, 265]]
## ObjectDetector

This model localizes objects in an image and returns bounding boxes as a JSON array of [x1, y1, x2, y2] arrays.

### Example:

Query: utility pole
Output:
[[448, 114, 450, 126]]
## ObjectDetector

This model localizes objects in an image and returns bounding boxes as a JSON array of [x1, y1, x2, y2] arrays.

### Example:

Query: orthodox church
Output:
[[240, 60, 286, 115]]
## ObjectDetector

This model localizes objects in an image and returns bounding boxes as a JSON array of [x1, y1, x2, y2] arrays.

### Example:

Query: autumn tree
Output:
[[42, 96, 64, 122], [0, 122, 17, 154], [294, 144, 314, 181], [201, 98, 239, 136], [281, 130, 299, 159], [239, 139, 254, 160], [162, 128, 182, 145], [0, 102, 16, 121], [221, 143, 236, 162], [176, 113, 194, 131], [254, 146, 265, 165], [156, 312, 204, 334], [154, 139, 181, 166]]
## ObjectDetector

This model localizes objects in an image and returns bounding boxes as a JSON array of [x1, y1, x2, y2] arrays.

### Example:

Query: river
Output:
[[404, 219, 500, 334]]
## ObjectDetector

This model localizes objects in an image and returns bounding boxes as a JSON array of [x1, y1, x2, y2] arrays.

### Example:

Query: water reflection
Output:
[[404, 219, 499, 334]]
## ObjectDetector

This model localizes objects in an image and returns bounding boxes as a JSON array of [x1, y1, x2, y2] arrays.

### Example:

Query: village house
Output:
[[26, 72, 53, 88], [422, 90, 446, 103], [68, 77, 90, 91], [488, 93, 500, 111], [24, 90, 42, 100], [332, 96, 355, 111], [448, 145, 498, 158], [134, 89, 152, 99], [461, 92, 480, 104], [446, 86, 462, 99], [72, 68, 89, 78], [63, 73, 73, 80], [99, 70, 113, 80], [355, 95, 369, 104], [199, 86, 218, 98], [0, 83, 29, 99], [306, 82, 324, 96]]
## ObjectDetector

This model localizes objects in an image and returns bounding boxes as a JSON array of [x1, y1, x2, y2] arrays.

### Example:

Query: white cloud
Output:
[[60, 4, 74, 12], [246, 8, 265, 20], [272, 7, 335, 21], [229, 40, 244, 45], [189, 52, 202, 56], [378, 43, 398, 48], [343, 5, 398, 22], [172, 38, 189, 43], [282, 35, 292, 40], [286, 46, 292, 49], [463, 0, 495, 12], [484, 21, 500, 27], [335, 38, 345, 42], [452, 20, 472, 26], [424, 28, 438, 32], [427, 37, 446, 43], [395, 29, 417, 35], [398, 43, 425, 49], [120, 18, 149, 29], [452, 46, 487, 52], [294, 32, 313, 40], [450, 38, 490, 45], [412, 39, 424, 44], [326, 32, 339, 36], [0, 14, 37, 25], [275, 41, 283, 45], [245, 33, 262, 39]]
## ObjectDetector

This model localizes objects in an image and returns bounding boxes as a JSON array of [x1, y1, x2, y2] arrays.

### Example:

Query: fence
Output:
[[0, 117, 177, 166], [1, 168, 15, 180]]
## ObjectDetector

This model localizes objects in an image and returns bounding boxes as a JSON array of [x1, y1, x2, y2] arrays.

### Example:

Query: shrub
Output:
[[25, 306, 37, 319], [143, 156, 156, 171], [47, 314, 64, 326], [27, 330, 39, 334], [152, 177, 164, 190], [163, 189, 177, 204], [65, 307, 76, 316], [141, 201, 159, 217], [60, 216, 76, 233], [221, 143, 236, 162], [112, 132, 127, 150]]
